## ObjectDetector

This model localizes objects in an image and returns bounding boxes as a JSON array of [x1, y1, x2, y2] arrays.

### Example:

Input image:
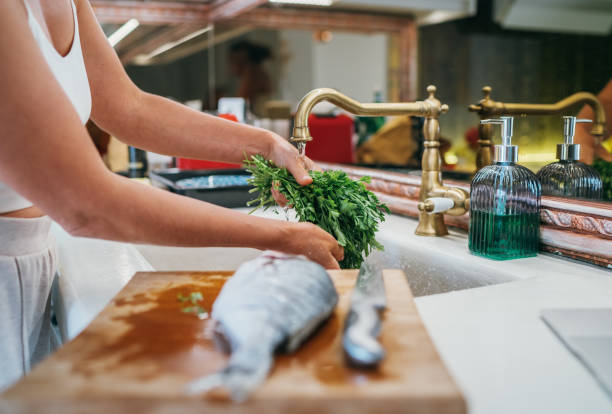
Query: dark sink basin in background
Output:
[[149, 168, 256, 208]]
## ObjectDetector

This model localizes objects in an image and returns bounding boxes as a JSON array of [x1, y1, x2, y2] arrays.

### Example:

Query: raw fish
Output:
[[186, 251, 338, 402]]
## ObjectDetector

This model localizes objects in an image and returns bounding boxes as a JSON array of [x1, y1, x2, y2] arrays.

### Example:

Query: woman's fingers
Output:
[[267, 133, 320, 186], [286, 222, 342, 269], [323, 255, 341, 269], [285, 155, 313, 186], [303, 156, 323, 172], [332, 244, 345, 262]]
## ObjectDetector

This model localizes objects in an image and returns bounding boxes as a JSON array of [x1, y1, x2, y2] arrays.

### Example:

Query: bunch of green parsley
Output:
[[245, 155, 389, 269]]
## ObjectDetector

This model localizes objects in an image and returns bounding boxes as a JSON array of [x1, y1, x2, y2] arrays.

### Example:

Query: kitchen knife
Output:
[[342, 261, 387, 369]]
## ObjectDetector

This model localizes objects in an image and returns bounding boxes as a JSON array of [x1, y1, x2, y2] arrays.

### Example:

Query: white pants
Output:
[[0, 216, 58, 392]]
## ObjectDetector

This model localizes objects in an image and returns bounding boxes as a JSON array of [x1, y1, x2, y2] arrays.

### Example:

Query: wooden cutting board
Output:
[[0, 270, 465, 414]]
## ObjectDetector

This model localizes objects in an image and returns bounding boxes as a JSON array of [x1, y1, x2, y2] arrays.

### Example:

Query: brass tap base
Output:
[[415, 212, 449, 236]]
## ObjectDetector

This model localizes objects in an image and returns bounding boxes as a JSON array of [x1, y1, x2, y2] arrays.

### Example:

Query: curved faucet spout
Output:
[[469, 88, 606, 137], [468, 86, 607, 170], [289, 86, 467, 237], [290, 86, 449, 146]]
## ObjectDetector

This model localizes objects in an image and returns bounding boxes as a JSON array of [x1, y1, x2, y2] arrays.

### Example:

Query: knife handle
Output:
[[342, 304, 385, 369]]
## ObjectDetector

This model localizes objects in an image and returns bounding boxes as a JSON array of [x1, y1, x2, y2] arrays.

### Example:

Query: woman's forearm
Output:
[[67, 170, 341, 268], [71, 171, 291, 250], [97, 90, 276, 164]]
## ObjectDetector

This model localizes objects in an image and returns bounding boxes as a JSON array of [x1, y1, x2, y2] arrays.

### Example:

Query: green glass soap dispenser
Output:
[[469, 116, 541, 260], [536, 116, 603, 200]]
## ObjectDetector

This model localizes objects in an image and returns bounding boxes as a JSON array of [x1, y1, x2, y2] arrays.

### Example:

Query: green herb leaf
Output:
[[178, 292, 208, 319], [189, 292, 203, 304], [245, 155, 389, 268]]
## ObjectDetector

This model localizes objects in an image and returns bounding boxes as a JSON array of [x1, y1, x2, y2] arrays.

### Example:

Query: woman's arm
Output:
[[0, 0, 342, 268], [75, 0, 313, 184], [575, 78, 612, 164]]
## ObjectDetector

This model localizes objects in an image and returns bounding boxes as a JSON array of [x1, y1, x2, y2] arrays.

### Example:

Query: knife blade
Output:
[[342, 261, 387, 369]]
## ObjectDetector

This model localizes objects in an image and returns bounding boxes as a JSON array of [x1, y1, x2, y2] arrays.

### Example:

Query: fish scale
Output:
[[186, 251, 338, 402]]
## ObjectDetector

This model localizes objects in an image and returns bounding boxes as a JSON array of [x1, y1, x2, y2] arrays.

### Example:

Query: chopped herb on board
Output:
[[177, 292, 208, 319], [245, 155, 389, 269]]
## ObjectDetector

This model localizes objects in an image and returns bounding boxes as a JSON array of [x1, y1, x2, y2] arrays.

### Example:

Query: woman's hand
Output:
[[265, 133, 321, 206], [279, 222, 344, 269], [260, 135, 344, 268]]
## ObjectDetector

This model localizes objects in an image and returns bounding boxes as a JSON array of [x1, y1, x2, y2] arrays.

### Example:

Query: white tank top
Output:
[[0, 0, 92, 213]]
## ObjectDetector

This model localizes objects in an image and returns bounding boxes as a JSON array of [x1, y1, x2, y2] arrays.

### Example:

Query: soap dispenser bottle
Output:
[[536, 116, 603, 199], [469, 116, 541, 260]]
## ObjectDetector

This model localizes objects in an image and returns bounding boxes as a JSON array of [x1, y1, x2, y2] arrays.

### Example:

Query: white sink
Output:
[[355, 214, 529, 296], [282, 209, 533, 296], [138, 208, 526, 297], [137, 208, 537, 296]]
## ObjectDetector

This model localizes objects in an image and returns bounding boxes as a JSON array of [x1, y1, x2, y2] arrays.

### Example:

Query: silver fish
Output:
[[186, 251, 338, 402]]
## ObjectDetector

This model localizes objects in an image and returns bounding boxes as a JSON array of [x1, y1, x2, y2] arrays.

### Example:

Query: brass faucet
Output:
[[290, 85, 469, 237], [468, 86, 607, 170]]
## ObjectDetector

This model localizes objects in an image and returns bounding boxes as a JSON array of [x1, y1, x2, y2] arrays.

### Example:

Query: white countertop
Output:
[[416, 271, 612, 414], [50, 209, 612, 413]]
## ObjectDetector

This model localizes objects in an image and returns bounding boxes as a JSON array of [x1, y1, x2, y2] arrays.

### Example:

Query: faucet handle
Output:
[[427, 85, 437, 99], [481, 86, 492, 100], [468, 86, 493, 113], [425, 85, 449, 114], [418, 197, 455, 214], [419, 185, 469, 216]]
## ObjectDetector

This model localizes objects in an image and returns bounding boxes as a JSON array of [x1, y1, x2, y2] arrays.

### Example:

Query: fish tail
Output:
[[185, 349, 273, 403]]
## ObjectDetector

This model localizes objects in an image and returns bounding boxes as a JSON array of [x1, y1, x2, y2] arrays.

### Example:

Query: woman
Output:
[[228, 40, 272, 116], [0, 0, 343, 389], [575, 77, 612, 164]]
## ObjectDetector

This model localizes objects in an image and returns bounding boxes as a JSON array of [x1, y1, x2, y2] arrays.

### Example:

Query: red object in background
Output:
[[465, 126, 480, 146], [176, 114, 242, 170], [305, 114, 354, 164]]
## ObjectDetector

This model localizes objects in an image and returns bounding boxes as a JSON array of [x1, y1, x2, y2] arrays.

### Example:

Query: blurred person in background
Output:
[[228, 40, 273, 117], [575, 77, 612, 200], [575, 77, 612, 164]]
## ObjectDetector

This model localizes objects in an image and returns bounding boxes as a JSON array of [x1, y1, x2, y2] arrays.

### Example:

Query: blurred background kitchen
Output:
[[94, 0, 612, 197]]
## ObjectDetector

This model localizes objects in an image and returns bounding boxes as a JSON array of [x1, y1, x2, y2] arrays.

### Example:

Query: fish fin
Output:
[[185, 350, 273, 403]]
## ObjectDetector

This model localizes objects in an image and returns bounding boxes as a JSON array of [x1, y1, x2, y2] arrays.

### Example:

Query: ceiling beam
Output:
[[92, 1, 210, 25], [232, 7, 413, 34], [209, 0, 268, 21], [148, 25, 253, 65], [92, 0, 268, 25], [119, 24, 204, 63]]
